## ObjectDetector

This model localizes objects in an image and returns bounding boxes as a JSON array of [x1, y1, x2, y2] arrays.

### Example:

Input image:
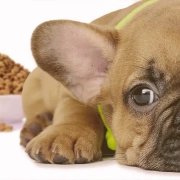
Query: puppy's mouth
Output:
[[137, 100, 180, 172]]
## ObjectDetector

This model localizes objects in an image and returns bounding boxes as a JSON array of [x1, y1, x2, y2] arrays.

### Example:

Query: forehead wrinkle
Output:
[[145, 59, 164, 82], [143, 59, 166, 93]]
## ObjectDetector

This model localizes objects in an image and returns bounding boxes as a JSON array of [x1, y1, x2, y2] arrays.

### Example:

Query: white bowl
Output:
[[0, 95, 24, 123]]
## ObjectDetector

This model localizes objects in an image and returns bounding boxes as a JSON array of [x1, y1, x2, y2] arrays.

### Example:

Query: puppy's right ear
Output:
[[31, 20, 119, 104]]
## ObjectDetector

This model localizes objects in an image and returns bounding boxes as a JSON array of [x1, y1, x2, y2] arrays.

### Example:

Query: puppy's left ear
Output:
[[31, 20, 118, 104]]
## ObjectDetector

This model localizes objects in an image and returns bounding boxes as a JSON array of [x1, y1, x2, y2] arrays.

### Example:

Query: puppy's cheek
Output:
[[126, 136, 148, 166], [115, 135, 148, 166]]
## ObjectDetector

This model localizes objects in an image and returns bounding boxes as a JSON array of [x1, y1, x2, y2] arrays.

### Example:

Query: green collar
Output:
[[98, 0, 159, 151]]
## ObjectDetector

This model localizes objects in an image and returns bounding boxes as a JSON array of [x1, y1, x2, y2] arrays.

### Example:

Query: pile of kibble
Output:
[[0, 53, 30, 95]]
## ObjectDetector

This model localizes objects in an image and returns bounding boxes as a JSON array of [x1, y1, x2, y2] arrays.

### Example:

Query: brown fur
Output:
[[20, 0, 180, 171]]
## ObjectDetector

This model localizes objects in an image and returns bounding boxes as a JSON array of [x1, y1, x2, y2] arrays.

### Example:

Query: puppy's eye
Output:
[[131, 86, 158, 106]]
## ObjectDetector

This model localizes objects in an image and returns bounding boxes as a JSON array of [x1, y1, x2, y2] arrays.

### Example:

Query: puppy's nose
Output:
[[157, 111, 180, 171], [161, 110, 180, 151]]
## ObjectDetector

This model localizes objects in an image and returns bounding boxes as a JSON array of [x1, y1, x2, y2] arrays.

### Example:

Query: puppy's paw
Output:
[[20, 113, 53, 147], [25, 124, 102, 164]]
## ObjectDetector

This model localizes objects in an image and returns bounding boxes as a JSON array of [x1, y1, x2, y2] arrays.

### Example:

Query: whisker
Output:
[[102, 152, 125, 156], [136, 51, 149, 62], [103, 157, 127, 161], [115, 152, 126, 155], [122, 64, 149, 71]]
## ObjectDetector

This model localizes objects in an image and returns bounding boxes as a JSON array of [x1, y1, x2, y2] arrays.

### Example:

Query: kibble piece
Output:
[[0, 83, 4, 89], [12, 81, 18, 88], [0, 61, 4, 67], [0, 123, 6, 131], [4, 125, 13, 132]]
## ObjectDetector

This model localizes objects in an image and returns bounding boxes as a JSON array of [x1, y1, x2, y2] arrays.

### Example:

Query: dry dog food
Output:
[[0, 53, 30, 95], [0, 122, 13, 132]]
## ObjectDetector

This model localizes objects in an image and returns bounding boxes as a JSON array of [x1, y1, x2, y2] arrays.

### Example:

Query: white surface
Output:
[[1, 0, 180, 179], [0, 0, 137, 71], [0, 130, 180, 180], [0, 95, 24, 123]]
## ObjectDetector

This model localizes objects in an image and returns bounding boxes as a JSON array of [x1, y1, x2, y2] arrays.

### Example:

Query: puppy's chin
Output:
[[115, 147, 137, 167], [116, 146, 164, 171]]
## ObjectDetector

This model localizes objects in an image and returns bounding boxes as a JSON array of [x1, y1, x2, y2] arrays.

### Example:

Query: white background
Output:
[[1, 0, 180, 179], [0, 0, 138, 71]]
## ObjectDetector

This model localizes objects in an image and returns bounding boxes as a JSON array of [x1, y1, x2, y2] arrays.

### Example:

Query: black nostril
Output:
[[160, 137, 180, 160], [174, 111, 180, 125], [174, 117, 180, 125], [177, 126, 180, 131], [173, 112, 180, 134]]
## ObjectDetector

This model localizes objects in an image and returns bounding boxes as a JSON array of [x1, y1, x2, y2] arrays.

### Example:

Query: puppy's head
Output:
[[31, 9, 180, 172]]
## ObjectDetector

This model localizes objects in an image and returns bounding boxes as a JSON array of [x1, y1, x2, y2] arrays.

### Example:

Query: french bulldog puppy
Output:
[[20, 0, 180, 172]]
